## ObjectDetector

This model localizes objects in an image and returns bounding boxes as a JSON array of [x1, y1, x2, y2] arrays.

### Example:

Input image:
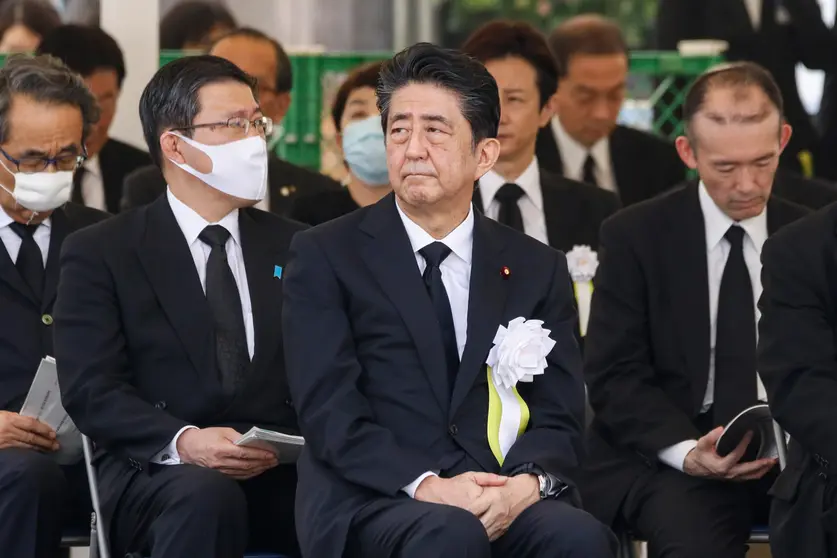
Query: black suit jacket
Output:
[[758, 203, 837, 556], [53, 196, 306, 524], [580, 182, 808, 526], [473, 169, 621, 252], [120, 156, 341, 216], [536, 124, 684, 207], [657, 0, 837, 173], [95, 139, 150, 213], [283, 194, 585, 558], [0, 203, 108, 412], [772, 168, 837, 210]]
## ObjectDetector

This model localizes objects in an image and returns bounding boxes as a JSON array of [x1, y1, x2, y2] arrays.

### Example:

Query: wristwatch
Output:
[[536, 472, 553, 500], [509, 463, 567, 500]]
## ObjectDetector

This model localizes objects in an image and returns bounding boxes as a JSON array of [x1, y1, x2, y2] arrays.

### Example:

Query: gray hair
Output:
[[0, 54, 100, 146]]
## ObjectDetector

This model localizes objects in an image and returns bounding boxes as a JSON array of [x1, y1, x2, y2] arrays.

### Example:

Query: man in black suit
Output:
[[283, 43, 615, 558], [37, 25, 150, 213], [657, 0, 837, 176], [537, 15, 684, 207], [54, 55, 305, 558], [461, 20, 620, 253], [120, 27, 340, 215], [581, 62, 809, 557], [0, 55, 108, 558], [759, 178, 837, 558]]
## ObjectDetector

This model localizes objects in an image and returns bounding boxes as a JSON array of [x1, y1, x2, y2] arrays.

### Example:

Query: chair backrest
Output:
[[82, 434, 109, 558]]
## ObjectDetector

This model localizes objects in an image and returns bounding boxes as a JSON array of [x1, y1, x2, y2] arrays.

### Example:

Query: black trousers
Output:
[[771, 467, 837, 558], [621, 466, 775, 558], [110, 463, 298, 558], [345, 496, 616, 558], [0, 448, 90, 558]]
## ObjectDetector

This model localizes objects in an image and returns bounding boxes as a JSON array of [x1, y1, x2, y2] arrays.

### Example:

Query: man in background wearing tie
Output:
[[581, 62, 807, 557], [36, 25, 150, 213], [0, 55, 108, 558], [461, 20, 619, 253], [54, 55, 305, 558], [537, 15, 684, 207]]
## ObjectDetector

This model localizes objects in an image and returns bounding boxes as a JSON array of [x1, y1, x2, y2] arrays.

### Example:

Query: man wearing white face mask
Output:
[[53, 55, 307, 558], [0, 54, 109, 558], [291, 61, 392, 226]]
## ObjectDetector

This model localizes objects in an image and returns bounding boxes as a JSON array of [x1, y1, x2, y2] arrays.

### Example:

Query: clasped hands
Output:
[[414, 471, 540, 541]]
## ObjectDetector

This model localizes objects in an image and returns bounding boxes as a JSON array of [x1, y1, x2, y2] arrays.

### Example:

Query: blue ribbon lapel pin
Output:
[[274, 265, 283, 279]]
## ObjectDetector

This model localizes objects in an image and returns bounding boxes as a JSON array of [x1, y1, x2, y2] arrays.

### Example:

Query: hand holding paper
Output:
[[176, 427, 277, 480], [0, 411, 58, 452]]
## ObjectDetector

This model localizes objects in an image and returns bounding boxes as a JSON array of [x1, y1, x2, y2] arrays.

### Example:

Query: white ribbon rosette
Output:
[[485, 317, 556, 463], [566, 245, 598, 337]]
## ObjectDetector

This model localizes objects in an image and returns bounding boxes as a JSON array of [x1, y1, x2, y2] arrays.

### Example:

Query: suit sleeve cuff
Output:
[[150, 425, 197, 465], [657, 440, 698, 472], [401, 471, 438, 498]]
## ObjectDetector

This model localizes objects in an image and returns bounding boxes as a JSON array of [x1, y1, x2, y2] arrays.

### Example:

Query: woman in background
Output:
[[0, 0, 60, 53]]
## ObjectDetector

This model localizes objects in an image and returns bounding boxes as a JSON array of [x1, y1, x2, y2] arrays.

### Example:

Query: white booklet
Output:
[[234, 426, 304, 464], [715, 404, 778, 461], [19, 356, 83, 465]]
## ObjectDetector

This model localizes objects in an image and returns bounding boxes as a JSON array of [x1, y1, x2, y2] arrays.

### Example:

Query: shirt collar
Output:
[[0, 206, 52, 229], [551, 115, 611, 177], [395, 199, 474, 265], [478, 156, 542, 210], [83, 154, 101, 178], [166, 187, 240, 247], [698, 181, 768, 252]]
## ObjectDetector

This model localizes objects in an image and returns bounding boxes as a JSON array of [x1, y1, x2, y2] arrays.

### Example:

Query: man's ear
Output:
[[675, 135, 698, 170], [159, 132, 185, 165], [474, 137, 501, 182]]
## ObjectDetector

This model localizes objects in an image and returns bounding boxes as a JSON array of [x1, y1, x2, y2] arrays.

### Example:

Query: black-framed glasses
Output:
[[0, 146, 86, 174], [174, 115, 274, 137]]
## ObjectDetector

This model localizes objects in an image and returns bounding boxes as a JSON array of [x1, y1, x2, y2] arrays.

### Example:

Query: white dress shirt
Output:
[[0, 208, 50, 265], [550, 116, 617, 193], [395, 199, 474, 497], [80, 155, 107, 212], [150, 188, 256, 465], [478, 157, 548, 245], [657, 183, 768, 471], [744, 0, 763, 29]]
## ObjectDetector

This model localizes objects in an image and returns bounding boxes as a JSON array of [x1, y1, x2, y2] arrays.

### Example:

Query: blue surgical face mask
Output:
[[342, 115, 389, 187]]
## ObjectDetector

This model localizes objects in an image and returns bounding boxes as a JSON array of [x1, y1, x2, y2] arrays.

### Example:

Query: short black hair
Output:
[[0, 0, 60, 45], [159, 1, 236, 51], [331, 61, 384, 132], [211, 27, 292, 93], [548, 14, 627, 80], [36, 25, 126, 88], [377, 42, 499, 147], [461, 20, 557, 108], [683, 61, 785, 139], [140, 55, 256, 167]]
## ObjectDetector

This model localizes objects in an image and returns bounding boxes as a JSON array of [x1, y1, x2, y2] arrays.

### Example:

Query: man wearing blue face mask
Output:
[[0, 54, 109, 558], [291, 61, 391, 226], [53, 55, 307, 558]]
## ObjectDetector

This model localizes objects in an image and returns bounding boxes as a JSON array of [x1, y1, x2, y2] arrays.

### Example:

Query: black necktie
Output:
[[199, 225, 249, 395], [9, 222, 44, 301], [419, 242, 459, 393], [71, 166, 85, 205], [583, 154, 598, 187], [494, 183, 525, 232], [713, 225, 758, 426]]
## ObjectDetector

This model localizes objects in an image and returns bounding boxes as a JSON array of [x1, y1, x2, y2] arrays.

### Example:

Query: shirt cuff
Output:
[[657, 440, 699, 472], [150, 425, 198, 465], [402, 471, 438, 498]]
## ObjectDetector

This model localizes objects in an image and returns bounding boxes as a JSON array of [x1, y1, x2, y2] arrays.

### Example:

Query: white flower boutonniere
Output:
[[485, 318, 556, 464], [566, 245, 598, 337]]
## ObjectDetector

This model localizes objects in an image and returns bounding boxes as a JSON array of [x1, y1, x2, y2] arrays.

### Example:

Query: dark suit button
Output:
[[448, 424, 458, 436], [154, 401, 167, 410], [284, 399, 293, 408], [41, 314, 53, 326]]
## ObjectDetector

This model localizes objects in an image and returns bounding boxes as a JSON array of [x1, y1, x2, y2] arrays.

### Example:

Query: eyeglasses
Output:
[[174, 115, 274, 138], [0, 146, 86, 174]]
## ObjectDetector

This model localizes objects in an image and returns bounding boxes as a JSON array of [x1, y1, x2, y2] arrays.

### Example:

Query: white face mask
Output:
[[0, 160, 73, 213], [167, 133, 268, 201]]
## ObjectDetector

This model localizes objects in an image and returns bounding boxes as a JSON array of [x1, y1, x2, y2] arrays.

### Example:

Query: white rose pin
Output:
[[486, 317, 556, 463], [566, 245, 598, 337]]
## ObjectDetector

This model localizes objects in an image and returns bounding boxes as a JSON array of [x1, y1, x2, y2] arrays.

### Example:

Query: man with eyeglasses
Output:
[[53, 55, 306, 558], [0, 54, 108, 558]]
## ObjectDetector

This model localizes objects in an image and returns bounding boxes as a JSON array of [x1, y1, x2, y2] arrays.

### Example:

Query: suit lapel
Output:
[[665, 184, 711, 411], [42, 207, 69, 310], [450, 214, 509, 416], [359, 195, 450, 412], [609, 127, 636, 204], [472, 183, 484, 214], [536, 125, 565, 175], [97, 142, 123, 214], [540, 172, 578, 251], [137, 196, 214, 376], [239, 209, 284, 368]]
